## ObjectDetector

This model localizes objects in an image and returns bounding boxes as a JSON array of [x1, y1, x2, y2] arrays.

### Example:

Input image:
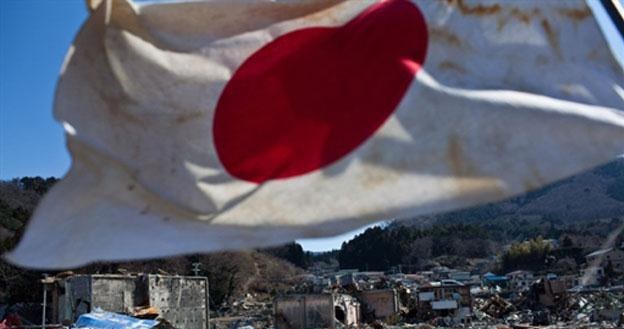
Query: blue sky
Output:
[[0, 0, 623, 252], [1, 1, 86, 180]]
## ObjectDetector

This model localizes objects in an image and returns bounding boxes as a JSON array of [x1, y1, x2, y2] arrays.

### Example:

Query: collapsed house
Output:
[[474, 286, 624, 328], [274, 294, 359, 329], [477, 294, 515, 318], [41, 274, 209, 329], [532, 277, 567, 307]]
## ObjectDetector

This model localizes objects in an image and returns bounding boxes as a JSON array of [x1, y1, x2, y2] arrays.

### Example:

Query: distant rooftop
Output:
[[506, 270, 533, 276], [425, 280, 465, 287]]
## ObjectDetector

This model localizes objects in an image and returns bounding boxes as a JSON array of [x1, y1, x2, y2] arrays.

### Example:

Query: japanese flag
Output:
[[7, 0, 624, 268]]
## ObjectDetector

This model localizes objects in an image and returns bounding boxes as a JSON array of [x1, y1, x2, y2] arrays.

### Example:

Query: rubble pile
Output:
[[476, 295, 515, 318], [272, 267, 624, 329], [553, 290, 624, 323], [469, 289, 624, 329], [212, 293, 274, 329], [3, 247, 624, 329]]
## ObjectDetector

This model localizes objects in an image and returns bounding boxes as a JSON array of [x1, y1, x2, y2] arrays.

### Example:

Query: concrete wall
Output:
[[59, 275, 141, 324], [58, 275, 90, 323], [342, 302, 359, 326], [358, 289, 398, 319], [91, 275, 146, 313], [275, 295, 335, 329], [147, 275, 209, 329], [334, 294, 360, 326]]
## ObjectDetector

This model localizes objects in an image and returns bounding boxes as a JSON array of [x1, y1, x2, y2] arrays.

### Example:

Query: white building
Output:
[[506, 270, 534, 290]]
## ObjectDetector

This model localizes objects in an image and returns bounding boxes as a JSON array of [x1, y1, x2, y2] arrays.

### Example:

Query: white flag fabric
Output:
[[7, 0, 624, 268]]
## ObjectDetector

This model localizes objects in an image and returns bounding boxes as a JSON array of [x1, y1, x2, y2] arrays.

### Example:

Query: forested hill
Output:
[[0, 176, 58, 250]]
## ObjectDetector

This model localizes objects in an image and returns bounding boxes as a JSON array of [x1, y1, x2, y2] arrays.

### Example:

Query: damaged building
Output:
[[356, 289, 399, 320], [41, 274, 209, 329], [416, 280, 472, 322], [274, 294, 359, 329], [532, 277, 567, 307]]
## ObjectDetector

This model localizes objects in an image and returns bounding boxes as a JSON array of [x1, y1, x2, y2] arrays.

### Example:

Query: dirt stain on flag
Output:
[[447, 134, 477, 177], [438, 61, 467, 74], [446, 135, 504, 201], [429, 28, 464, 48], [540, 19, 562, 60], [448, 0, 501, 16], [174, 112, 203, 124], [509, 7, 540, 24], [98, 92, 145, 127], [496, 7, 541, 31], [137, 0, 346, 46], [557, 7, 591, 22], [361, 168, 399, 189]]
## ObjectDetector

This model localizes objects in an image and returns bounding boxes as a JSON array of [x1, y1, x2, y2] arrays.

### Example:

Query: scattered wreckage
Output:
[[2, 270, 624, 329], [272, 270, 624, 329]]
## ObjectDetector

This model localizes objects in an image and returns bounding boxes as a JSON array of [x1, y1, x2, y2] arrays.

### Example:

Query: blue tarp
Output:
[[483, 273, 509, 282], [74, 309, 158, 329]]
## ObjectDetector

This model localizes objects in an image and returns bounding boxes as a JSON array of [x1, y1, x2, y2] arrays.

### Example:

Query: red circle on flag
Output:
[[214, 0, 428, 183]]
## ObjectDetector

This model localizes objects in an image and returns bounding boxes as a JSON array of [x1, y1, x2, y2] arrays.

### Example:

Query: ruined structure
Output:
[[274, 294, 359, 329], [532, 277, 567, 307], [42, 274, 209, 329], [416, 280, 472, 322], [356, 289, 399, 320]]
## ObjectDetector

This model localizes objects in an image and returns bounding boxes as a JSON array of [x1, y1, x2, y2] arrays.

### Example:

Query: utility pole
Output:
[[192, 262, 202, 276], [41, 273, 48, 329]]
